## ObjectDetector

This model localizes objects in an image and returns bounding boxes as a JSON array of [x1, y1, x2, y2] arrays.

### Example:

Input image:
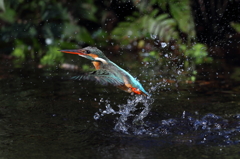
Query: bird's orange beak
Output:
[[59, 49, 86, 55], [59, 49, 95, 61]]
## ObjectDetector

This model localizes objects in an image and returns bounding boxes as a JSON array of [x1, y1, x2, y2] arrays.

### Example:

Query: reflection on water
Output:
[[1, 66, 240, 158]]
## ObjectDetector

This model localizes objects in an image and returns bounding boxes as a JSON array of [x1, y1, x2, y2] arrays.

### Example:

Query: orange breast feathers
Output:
[[118, 84, 144, 95], [92, 61, 101, 70]]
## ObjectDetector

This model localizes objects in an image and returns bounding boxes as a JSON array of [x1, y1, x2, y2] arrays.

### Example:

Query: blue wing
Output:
[[72, 69, 125, 86]]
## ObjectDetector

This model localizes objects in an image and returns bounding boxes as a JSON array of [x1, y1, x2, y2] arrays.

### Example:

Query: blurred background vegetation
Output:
[[0, 0, 240, 82]]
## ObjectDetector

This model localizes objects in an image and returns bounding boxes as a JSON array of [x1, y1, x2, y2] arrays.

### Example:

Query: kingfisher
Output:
[[59, 46, 149, 96]]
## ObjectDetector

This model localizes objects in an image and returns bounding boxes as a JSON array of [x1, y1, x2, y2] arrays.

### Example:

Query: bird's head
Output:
[[59, 46, 109, 64]]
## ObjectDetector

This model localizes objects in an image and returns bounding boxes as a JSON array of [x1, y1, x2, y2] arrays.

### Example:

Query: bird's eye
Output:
[[85, 50, 91, 54]]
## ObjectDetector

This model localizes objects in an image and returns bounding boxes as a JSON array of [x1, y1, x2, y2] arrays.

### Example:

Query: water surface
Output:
[[0, 60, 240, 158]]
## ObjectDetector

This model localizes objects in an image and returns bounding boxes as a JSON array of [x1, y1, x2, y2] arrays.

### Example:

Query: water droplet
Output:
[[45, 38, 52, 45], [150, 34, 157, 39], [161, 42, 167, 48], [94, 113, 100, 120]]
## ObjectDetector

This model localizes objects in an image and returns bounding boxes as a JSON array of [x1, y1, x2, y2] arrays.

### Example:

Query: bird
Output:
[[59, 46, 149, 96]]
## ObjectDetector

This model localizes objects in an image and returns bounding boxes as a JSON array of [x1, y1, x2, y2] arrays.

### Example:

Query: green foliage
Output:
[[180, 43, 212, 67], [40, 46, 64, 66], [12, 40, 27, 61], [180, 43, 212, 81], [112, 10, 178, 44], [81, 64, 95, 72], [75, 0, 98, 22], [169, 0, 195, 40], [129, 0, 195, 41], [0, 3, 14, 22], [230, 67, 240, 81], [191, 70, 197, 82], [77, 26, 95, 45], [0, 0, 107, 65], [63, 23, 95, 45], [231, 22, 240, 33], [145, 12, 178, 41], [0, 0, 4, 12]]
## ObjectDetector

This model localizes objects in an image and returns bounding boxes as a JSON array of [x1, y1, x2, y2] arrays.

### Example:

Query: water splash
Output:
[[152, 112, 240, 145], [94, 82, 162, 134], [115, 95, 154, 133], [94, 94, 154, 134]]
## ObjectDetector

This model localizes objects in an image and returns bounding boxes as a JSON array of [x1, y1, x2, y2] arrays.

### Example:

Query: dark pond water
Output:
[[1, 57, 240, 159]]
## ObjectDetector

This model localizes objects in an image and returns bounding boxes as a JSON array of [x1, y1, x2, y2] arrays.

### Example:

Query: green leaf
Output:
[[0, 5, 15, 23], [150, 9, 159, 17], [169, 0, 196, 38], [155, 14, 169, 22], [0, 0, 5, 12], [40, 46, 64, 66], [11, 40, 27, 59], [231, 22, 240, 33]]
